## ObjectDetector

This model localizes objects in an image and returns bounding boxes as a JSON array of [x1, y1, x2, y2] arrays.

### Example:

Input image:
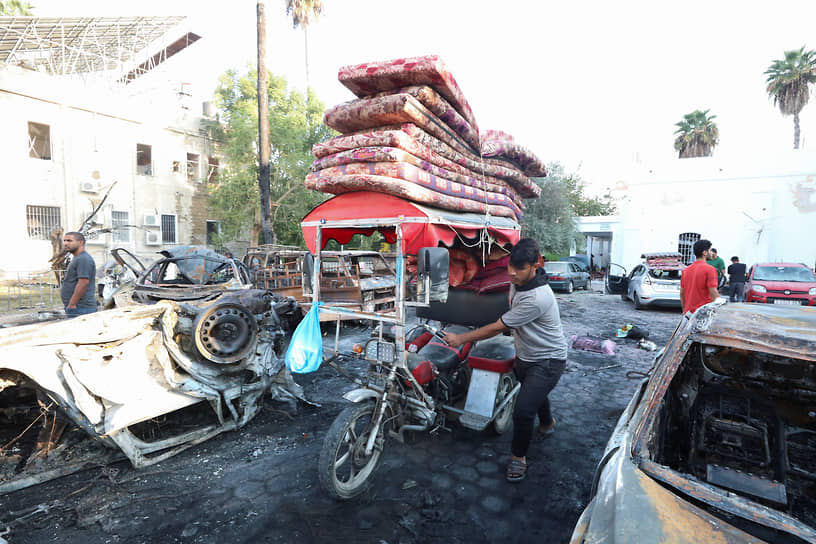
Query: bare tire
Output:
[[566, 281, 574, 294], [319, 401, 386, 500], [491, 373, 518, 435]]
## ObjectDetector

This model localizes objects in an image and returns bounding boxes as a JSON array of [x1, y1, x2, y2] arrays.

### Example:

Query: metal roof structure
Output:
[[0, 16, 196, 80]]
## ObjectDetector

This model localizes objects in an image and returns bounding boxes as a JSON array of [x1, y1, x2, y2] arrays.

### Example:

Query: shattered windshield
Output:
[[648, 268, 682, 280], [753, 266, 815, 282]]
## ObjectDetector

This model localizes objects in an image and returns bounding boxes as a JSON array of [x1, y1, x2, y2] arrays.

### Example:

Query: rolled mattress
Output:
[[304, 172, 518, 220], [338, 55, 479, 138]]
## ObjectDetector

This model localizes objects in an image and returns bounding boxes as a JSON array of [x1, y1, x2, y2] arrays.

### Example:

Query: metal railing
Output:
[[0, 270, 66, 313]]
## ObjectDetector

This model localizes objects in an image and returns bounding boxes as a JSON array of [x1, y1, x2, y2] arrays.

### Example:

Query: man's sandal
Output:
[[506, 458, 527, 482]]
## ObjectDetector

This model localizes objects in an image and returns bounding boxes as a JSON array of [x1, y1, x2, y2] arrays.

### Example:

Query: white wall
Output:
[[607, 153, 816, 272]]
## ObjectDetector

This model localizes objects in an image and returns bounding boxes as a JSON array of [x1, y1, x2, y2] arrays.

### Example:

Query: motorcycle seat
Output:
[[468, 335, 515, 374], [417, 324, 471, 371]]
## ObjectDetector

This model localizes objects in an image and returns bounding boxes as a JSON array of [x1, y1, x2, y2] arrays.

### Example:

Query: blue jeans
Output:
[[729, 282, 744, 302], [65, 306, 97, 317]]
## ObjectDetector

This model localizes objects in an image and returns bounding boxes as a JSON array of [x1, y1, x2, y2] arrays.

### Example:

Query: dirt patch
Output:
[[1, 283, 681, 543]]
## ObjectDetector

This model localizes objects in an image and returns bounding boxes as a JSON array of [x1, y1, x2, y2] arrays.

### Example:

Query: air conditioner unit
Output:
[[80, 181, 99, 193], [145, 231, 162, 246], [143, 214, 160, 227]]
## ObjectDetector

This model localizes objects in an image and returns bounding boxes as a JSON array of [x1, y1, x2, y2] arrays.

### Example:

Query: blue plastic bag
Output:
[[285, 302, 323, 373]]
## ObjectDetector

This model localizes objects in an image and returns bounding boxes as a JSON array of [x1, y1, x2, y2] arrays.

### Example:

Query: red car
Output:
[[744, 262, 816, 306]]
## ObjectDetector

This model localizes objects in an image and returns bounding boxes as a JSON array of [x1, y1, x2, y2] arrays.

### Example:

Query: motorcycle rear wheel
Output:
[[491, 372, 518, 435], [319, 400, 386, 500]]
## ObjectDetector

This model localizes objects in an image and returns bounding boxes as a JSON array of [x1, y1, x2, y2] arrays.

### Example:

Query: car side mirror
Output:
[[303, 253, 314, 294], [417, 247, 449, 303]]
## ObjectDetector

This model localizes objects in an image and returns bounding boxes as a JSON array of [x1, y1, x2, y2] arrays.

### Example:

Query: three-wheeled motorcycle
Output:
[[299, 192, 523, 499]]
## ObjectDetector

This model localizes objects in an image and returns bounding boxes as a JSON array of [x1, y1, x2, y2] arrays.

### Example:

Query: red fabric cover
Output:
[[468, 356, 514, 373], [300, 192, 520, 255], [410, 360, 438, 386], [307, 162, 522, 220], [448, 248, 479, 287], [304, 174, 518, 220], [407, 331, 433, 351], [680, 260, 718, 313], [338, 55, 479, 138], [480, 138, 548, 178], [481, 130, 515, 143], [475, 255, 510, 277]]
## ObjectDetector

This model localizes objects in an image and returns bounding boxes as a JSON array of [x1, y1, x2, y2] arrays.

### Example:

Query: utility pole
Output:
[[257, 1, 274, 244]]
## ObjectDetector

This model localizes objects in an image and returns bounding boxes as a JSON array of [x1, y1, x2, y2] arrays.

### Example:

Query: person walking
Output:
[[706, 248, 726, 290], [727, 256, 747, 302], [443, 238, 567, 483], [680, 239, 720, 314], [60, 232, 97, 317]]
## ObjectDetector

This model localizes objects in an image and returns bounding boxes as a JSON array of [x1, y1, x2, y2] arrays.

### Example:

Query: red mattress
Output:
[[338, 55, 479, 138]]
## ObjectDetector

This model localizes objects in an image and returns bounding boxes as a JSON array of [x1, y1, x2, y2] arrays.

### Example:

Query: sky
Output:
[[28, 0, 816, 194]]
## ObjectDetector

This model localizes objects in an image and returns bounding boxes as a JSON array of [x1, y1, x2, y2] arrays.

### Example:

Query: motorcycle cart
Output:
[[300, 191, 523, 499]]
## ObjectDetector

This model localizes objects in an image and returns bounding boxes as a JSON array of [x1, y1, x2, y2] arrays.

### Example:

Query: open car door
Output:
[[112, 248, 146, 277], [605, 263, 629, 294]]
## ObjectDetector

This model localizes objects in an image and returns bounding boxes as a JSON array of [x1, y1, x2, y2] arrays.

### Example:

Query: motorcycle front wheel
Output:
[[318, 400, 387, 500], [491, 372, 518, 435]]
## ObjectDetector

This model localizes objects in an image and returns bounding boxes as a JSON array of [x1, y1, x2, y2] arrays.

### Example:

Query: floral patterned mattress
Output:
[[338, 55, 479, 138]]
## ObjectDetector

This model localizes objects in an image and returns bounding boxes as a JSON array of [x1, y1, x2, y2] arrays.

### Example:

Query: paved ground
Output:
[[1, 282, 682, 544]]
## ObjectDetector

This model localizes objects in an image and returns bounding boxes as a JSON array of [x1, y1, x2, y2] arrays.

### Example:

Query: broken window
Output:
[[112, 210, 130, 243], [26, 205, 61, 240], [161, 214, 177, 244], [28, 121, 51, 160], [207, 157, 219, 183], [206, 220, 220, 245], [187, 153, 200, 182], [136, 144, 153, 176], [678, 232, 701, 265]]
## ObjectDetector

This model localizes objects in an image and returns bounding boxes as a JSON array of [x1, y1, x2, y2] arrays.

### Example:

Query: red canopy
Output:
[[301, 192, 520, 255]]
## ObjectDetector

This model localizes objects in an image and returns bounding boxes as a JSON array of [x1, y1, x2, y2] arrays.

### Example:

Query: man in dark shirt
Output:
[[727, 256, 747, 302], [60, 232, 97, 317]]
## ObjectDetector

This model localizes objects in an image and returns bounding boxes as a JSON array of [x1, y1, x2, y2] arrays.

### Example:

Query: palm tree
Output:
[[0, 1, 33, 15], [673, 109, 719, 158], [765, 46, 816, 149], [285, 0, 324, 93]]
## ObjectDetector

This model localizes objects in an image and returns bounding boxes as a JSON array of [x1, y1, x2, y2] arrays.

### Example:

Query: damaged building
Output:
[[0, 16, 221, 278]]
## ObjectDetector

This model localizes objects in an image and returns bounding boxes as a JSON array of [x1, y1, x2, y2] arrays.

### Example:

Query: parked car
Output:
[[570, 302, 816, 543], [744, 262, 816, 306], [606, 252, 684, 310], [543, 261, 591, 293]]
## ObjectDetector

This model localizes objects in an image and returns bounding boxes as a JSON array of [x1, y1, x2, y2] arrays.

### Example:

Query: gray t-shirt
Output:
[[501, 283, 568, 361], [61, 251, 97, 308]]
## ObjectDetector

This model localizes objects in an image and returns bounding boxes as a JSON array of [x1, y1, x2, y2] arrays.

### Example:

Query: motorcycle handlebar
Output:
[[422, 323, 449, 346]]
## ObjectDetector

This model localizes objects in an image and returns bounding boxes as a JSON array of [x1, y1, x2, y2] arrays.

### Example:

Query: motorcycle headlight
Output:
[[809, 287, 816, 295], [752, 285, 767, 293]]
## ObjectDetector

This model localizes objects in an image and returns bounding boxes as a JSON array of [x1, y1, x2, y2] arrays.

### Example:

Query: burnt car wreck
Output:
[[0, 289, 303, 494], [572, 302, 816, 543]]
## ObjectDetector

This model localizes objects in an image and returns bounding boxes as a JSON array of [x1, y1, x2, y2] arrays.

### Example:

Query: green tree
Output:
[[0, 1, 32, 14], [209, 67, 334, 247], [765, 46, 816, 149], [557, 164, 616, 216], [521, 172, 577, 257], [673, 109, 719, 158], [285, 0, 324, 93]]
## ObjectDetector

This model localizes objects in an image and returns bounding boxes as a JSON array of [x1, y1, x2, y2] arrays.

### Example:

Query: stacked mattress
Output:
[[306, 55, 546, 223]]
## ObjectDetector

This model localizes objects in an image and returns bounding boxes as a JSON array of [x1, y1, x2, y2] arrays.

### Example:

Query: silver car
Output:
[[543, 261, 591, 293], [606, 252, 685, 310]]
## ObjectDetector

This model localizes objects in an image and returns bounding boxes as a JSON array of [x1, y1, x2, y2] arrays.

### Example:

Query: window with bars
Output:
[[161, 214, 177, 244], [112, 210, 130, 243], [678, 232, 701, 265], [26, 205, 61, 240], [28, 122, 52, 160]]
